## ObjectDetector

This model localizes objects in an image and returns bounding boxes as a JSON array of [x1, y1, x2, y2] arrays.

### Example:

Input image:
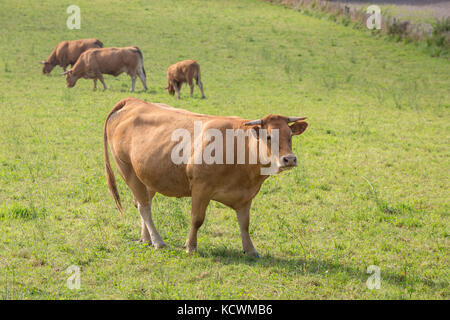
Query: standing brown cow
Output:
[[103, 98, 308, 257], [40, 38, 103, 74], [63, 47, 147, 92], [167, 60, 205, 99]]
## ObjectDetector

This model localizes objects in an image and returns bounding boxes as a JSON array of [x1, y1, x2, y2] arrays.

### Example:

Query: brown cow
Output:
[[167, 60, 205, 99], [63, 47, 147, 92], [40, 38, 103, 74], [103, 98, 308, 257]]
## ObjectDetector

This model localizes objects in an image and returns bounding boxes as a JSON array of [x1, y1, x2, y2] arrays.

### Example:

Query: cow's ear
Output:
[[290, 121, 308, 136]]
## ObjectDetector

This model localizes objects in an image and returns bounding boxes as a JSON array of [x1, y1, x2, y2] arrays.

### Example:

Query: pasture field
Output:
[[0, 0, 449, 299]]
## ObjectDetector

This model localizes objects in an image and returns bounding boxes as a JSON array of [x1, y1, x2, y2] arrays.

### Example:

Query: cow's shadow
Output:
[[118, 89, 157, 94], [197, 247, 434, 289]]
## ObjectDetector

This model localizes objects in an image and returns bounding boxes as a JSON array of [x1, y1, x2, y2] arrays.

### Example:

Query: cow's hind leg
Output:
[[139, 215, 151, 244], [196, 76, 205, 99], [132, 196, 150, 244], [235, 201, 259, 257], [93, 79, 97, 91], [185, 187, 210, 254], [138, 68, 147, 91], [138, 192, 166, 249], [115, 158, 165, 249], [188, 78, 194, 98], [134, 196, 151, 244], [130, 74, 136, 92]]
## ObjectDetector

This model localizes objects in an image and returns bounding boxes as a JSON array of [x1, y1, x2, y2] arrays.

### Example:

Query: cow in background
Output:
[[167, 60, 205, 99], [63, 47, 147, 92], [41, 38, 103, 74]]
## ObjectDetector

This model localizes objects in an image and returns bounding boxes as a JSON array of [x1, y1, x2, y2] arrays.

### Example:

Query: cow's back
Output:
[[51, 39, 100, 67], [167, 60, 199, 82], [66, 39, 103, 64], [107, 99, 239, 197], [81, 47, 139, 76]]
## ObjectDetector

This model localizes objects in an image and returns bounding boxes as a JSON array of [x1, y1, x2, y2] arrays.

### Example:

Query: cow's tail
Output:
[[133, 46, 146, 77], [95, 39, 104, 48], [104, 99, 129, 215], [195, 63, 201, 85]]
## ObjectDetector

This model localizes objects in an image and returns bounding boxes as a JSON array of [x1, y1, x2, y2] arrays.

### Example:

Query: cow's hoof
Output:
[[140, 237, 152, 244], [153, 241, 167, 249], [245, 250, 260, 258], [135, 236, 151, 243], [135, 239, 151, 246], [184, 245, 197, 254], [185, 246, 197, 255]]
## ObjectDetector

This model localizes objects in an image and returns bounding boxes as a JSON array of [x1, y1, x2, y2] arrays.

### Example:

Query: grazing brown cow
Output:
[[167, 60, 205, 99], [40, 38, 103, 74], [103, 98, 308, 257], [63, 47, 147, 92]]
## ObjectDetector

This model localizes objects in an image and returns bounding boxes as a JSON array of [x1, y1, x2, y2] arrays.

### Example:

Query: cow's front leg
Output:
[[185, 193, 210, 254], [198, 80, 205, 99], [93, 79, 97, 91], [235, 201, 259, 257]]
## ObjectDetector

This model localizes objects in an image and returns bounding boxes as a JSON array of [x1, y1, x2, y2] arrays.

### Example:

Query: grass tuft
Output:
[[0, 203, 47, 221]]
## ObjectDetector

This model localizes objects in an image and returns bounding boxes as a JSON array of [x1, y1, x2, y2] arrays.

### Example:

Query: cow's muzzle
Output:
[[280, 154, 297, 169]]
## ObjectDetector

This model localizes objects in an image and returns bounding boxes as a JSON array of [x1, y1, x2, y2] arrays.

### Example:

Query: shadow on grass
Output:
[[118, 89, 157, 94], [198, 247, 441, 290]]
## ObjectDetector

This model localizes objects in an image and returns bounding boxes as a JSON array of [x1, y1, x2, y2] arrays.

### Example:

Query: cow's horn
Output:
[[40, 61, 46, 64], [244, 119, 262, 126], [287, 117, 307, 123], [61, 70, 70, 75]]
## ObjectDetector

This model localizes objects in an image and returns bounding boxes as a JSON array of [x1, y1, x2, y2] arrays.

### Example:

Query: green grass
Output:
[[0, 0, 449, 299]]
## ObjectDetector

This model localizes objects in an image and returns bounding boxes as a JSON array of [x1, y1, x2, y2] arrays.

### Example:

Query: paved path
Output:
[[338, 0, 450, 20]]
